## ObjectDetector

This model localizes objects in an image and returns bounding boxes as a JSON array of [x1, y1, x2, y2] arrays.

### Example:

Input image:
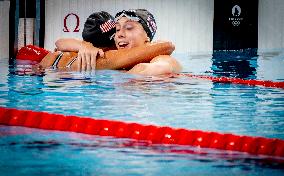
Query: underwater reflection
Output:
[[212, 49, 258, 79]]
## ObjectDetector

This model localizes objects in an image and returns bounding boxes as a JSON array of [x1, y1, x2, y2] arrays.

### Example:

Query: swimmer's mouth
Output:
[[118, 42, 129, 49]]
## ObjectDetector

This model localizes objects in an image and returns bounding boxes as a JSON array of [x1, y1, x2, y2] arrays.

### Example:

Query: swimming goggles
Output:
[[115, 10, 141, 22], [115, 10, 149, 34]]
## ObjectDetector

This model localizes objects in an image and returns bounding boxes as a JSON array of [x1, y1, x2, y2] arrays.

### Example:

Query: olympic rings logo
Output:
[[232, 21, 240, 26]]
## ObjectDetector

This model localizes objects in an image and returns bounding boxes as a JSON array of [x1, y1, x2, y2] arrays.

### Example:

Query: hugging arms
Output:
[[38, 9, 182, 75]]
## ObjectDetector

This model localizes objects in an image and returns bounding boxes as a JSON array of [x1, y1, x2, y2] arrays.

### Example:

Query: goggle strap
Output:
[[114, 13, 140, 22]]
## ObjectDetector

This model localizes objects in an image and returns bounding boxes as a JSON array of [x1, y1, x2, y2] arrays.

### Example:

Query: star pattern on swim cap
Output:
[[147, 16, 157, 37]]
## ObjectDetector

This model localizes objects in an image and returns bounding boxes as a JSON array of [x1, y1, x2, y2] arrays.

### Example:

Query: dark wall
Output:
[[19, 0, 36, 18], [9, 0, 45, 60], [213, 0, 259, 50]]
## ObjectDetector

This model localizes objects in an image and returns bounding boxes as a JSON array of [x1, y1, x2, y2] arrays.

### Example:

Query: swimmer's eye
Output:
[[116, 27, 121, 32], [125, 24, 134, 30]]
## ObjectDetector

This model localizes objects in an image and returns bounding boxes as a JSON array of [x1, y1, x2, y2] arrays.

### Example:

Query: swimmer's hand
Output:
[[31, 64, 45, 75], [77, 41, 104, 71]]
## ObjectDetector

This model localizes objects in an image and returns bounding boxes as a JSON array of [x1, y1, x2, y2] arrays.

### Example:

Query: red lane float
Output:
[[0, 107, 283, 157], [179, 73, 284, 89]]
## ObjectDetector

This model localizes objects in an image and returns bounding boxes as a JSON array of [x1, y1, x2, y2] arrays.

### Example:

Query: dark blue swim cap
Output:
[[82, 11, 116, 47], [115, 9, 157, 41]]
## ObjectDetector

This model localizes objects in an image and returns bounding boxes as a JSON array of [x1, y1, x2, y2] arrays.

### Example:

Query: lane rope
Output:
[[179, 73, 284, 89], [0, 107, 283, 158]]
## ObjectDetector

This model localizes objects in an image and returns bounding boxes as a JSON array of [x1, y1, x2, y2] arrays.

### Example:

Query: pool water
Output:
[[0, 50, 284, 175]]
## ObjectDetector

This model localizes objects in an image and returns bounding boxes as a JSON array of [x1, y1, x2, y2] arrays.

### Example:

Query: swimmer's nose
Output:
[[116, 28, 126, 38]]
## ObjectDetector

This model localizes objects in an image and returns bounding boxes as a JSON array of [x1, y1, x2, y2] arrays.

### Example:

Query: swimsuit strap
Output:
[[66, 57, 77, 68], [51, 52, 64, 69]]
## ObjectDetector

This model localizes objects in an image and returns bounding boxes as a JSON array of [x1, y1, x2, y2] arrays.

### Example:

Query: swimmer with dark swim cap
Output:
[[114, 9, 157, 42], [38, 10, 181, 75], [38, 11, 117, 70]]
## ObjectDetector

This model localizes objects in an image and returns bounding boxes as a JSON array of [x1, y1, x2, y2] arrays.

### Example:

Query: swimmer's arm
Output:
[[55, 38, 83, 52], [39, 40, 175, 71], [96, 41, 175, 70], [56, 38, 106, 71], [55, 38, 111, 52], [127, 55, 182, 75], [32, 51, 62, 72]]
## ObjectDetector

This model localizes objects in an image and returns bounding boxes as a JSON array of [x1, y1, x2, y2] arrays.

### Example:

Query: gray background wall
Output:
[[258, 0, 284, 52], [44, 0, 214, 54]]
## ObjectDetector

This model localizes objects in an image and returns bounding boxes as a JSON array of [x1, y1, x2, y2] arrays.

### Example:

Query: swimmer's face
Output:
[[114, 17, 148, 49]]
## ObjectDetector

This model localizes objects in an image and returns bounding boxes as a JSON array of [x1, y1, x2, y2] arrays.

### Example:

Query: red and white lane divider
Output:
[[0, 107, 283, 157], [179, 73, 284, 89]]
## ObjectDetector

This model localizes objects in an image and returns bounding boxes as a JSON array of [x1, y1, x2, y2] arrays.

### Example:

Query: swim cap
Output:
[[82, 11, 116, 47], [16, 45, 49, 62], [115, 9, 157, 41]]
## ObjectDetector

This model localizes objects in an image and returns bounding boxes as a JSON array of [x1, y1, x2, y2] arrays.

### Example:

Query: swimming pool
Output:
[[0, 50, 284, 175]]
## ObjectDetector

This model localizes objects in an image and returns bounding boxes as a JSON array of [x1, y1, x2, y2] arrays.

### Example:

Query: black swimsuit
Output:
[[66, 57, 77, 68], [51, 52, 63, 69], [51, 52, 77, 69]]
